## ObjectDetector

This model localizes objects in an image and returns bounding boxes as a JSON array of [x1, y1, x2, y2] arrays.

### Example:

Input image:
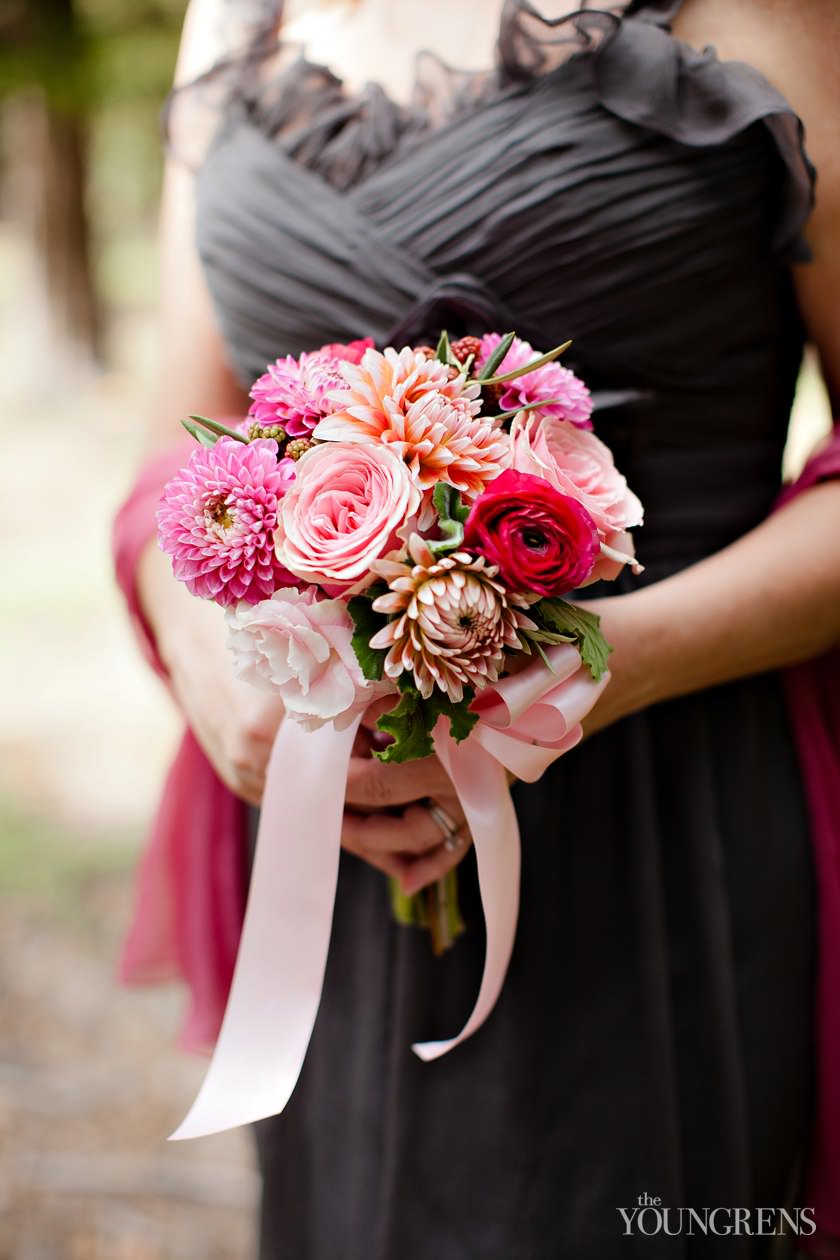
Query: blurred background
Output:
[[0, 2, 832, 1257], [0, 2, 257, 1257]]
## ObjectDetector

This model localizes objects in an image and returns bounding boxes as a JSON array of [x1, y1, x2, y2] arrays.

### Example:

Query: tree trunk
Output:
[[1, 0, 102, 367], [35, 97, 101, 359]]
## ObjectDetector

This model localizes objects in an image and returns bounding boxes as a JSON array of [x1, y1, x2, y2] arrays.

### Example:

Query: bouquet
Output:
[[158, 330, 643, 1138]]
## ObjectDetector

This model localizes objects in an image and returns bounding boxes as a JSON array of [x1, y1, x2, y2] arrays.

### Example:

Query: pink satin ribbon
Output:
[[171, 644, 607, 1140]]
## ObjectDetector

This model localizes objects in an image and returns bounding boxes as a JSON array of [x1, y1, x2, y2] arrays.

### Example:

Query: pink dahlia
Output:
[[157, 437, 297, 607], [315, 346, 509, 494], [248, 338, 374, 439], [477, 333, 593, 428]]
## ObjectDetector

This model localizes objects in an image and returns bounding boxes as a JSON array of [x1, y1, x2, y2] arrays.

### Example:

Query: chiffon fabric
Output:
[[113, 0, 840, 1254]]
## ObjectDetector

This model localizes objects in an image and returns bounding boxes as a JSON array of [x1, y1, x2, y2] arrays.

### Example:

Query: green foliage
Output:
[[481, 339, 573, 387], [477, 331, 515, 380], [526, 598, 613, 681], [181, 418, 216, 449], [187, 414, 248, 443], [375, 679, 479, 764], [0, 0, 186, 111], [347, 593, 389, 682], [428, 482, 470, 557], [435, 329, 453, 365]]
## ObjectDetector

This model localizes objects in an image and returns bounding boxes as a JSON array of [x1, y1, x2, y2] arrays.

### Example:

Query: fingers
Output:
[[344, 803, 450, 856], [399, 829, 471, 895], [344, 753, 453, 810], [341, 801, 472, 895], [340, 813, 414, 883]]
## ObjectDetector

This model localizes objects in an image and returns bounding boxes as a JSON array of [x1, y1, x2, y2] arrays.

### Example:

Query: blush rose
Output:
[[274, 441, 422, 589], [510, 415, 643, 537]]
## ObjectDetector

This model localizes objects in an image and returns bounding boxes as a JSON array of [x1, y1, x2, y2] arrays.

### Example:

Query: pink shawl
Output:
[[775, 426, 840, 1251], [113, 444, 247, 1052]]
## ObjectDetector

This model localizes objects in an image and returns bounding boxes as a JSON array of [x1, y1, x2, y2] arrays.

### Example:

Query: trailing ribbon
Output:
[[171, 644, 607, 1139]]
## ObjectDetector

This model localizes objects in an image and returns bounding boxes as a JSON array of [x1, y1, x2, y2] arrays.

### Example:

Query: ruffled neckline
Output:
[[175, 0, 814, 255]]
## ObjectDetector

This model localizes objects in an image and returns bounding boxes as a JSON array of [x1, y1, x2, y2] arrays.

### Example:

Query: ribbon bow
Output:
[[171, 644, 607, 1139]]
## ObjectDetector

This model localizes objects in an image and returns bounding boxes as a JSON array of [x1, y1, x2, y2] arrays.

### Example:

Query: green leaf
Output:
[[435, 330, 453, 365], [476, 331, 515, 381], [532, 598, 613, 682], [347, 595, 388, 682], [531, 639, 556, 673], [485, 396, 578, 425], [425, 689, 480, 744], [374, 681, 479, 763], [428, 483, 470, 557], [181, 418, 218, 449], [480, 339, 572, 387], [375, 687, 433, 763], [187, 414, 249, 444]]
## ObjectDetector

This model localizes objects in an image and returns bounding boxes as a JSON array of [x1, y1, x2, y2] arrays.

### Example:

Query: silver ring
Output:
[[428, 800, 464, 853]]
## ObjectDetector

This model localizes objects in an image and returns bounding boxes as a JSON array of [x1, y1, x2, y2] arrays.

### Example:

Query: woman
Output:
[[117, 0, 840, 1255]]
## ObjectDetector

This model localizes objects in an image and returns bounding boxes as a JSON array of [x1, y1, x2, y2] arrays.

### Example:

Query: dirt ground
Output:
[[0, 226, 257, 1259], [0, 860, 258, 1260]]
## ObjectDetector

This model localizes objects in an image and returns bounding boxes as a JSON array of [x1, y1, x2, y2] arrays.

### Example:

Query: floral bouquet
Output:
[[159, 330, 643, 1138]]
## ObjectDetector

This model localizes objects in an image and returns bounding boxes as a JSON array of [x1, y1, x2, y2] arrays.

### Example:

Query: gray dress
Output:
[[181, 1, 817, 1254]]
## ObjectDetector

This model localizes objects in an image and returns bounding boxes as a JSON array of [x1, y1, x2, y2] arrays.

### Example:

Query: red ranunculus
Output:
[[463, 469, 600, 597]]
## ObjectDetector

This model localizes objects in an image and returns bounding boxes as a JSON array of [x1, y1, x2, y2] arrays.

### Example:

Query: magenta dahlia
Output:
[[157, 437, 297, 607], [477, 333, 593, 428], [248, 339, 374, 439]]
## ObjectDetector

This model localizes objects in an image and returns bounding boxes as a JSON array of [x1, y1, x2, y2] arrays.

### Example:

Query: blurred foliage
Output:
[[0, 0, 191, 314], [0, 0, 188, 112], [0, 797, 135, 923]]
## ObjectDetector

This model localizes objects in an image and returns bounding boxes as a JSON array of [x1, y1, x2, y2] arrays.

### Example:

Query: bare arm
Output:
[[135, 0, 281, 805], [582, 0, 840, 731]]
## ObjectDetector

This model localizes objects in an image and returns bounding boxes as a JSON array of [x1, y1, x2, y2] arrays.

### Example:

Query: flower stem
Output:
[[387, 871, 465, 953]]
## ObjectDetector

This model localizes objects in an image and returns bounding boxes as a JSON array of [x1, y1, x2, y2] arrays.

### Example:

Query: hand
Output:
[[342, 738, 472, 894], [140, 544, 283, 805]]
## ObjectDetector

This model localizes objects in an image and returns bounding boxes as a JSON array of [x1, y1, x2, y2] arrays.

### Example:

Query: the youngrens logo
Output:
[[618, 1194, 816, 1238]]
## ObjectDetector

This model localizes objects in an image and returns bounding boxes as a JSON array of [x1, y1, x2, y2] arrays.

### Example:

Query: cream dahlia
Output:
[[315, 346, 509, 493], [369, 535, 531, 703]]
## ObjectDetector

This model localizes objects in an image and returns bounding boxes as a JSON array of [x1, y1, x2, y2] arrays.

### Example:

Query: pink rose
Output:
[[274, 441, 422, 589], [226, 587, 387, 731], [463, 469, 601, 597], [510, 416, 643, 537]]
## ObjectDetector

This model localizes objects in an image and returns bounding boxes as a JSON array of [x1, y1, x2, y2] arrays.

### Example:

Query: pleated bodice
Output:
[[187, 0, 814, 580]]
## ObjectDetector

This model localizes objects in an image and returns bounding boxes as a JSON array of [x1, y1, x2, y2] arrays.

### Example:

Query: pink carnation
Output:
[[226, 587, 389, 731], [477, 333, 593, 428], [248, 338, 374, 439], [157, 437, 297, 607]]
